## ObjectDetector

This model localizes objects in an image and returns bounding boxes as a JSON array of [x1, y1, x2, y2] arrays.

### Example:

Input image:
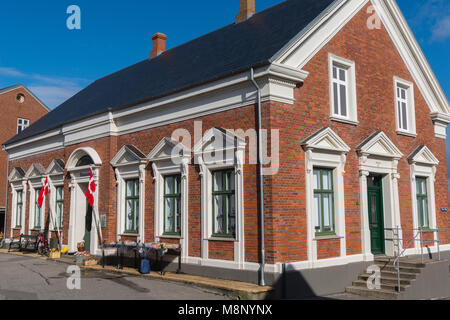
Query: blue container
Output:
[[140, 259, 151, 274]]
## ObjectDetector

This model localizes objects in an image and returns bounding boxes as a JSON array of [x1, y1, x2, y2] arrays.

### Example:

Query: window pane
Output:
[[126, 181, 133, 197], [134, 200, 139, 231], [313, 170, 320, 190], [229, 172, 235, 191], [214, 195, 224, 234], [165, 197, 174, 233], [228, 194, 236, 235], [126, 200, 133, 231], [401, 102, 407, 130], [213, 172, 223, 192], [401, 88, 406, 99], [339, 84, 347, 117], [339, 68, 346, 81], [134, 180, 139, 196], [322, 170, 332, 190], [176, 197, 181, 234], [422, 198, 428, 227], [57, 187, 63, 200], [333, 66, 337, 79], [314, 194, 321, 232], [323, 194, 332, 231], [333, 83, 339, 115]]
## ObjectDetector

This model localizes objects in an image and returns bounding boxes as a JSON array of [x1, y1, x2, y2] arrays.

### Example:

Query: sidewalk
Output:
[[0, 249, 273, 300]]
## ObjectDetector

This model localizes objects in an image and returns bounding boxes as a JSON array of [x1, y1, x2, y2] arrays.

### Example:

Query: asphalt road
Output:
[[0, 253, 230, 300]]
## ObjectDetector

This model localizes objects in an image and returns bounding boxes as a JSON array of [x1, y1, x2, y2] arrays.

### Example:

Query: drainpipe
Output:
[[3, 150, 9, 240], [250, 68, 265, 286]]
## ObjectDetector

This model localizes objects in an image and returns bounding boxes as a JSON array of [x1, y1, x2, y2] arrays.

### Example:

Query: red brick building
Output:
[[0, 85, 49, 234], [3, 0, 450, 296]]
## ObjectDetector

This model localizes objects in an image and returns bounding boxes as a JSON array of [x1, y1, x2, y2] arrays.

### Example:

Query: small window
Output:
[[313, 168, 335, 235], [212, 169, 236, 237], [16, 191, 23, 228], [34, 188, 42, 229], [17, 118, 30, 134], [416, 177, 429, 229], [17, 94, 25, 103], [125, 179, 139, 233], [332, 64, 348, 118], [394, 78, 416, 136], [329, 54, 358, 124], [55, 186, 64, 230], [163, 175, 182, 235]]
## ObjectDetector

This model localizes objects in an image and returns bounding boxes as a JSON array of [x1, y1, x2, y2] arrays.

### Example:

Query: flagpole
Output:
[[89, 167, 104, 253]]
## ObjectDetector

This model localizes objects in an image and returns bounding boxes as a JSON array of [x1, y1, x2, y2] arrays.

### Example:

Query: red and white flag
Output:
[[85, 168, 96, 207], [38, 177, 50, 208]]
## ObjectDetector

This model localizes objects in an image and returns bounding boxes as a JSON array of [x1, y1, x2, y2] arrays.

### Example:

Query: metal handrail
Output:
[[384, 227, 441, 292]]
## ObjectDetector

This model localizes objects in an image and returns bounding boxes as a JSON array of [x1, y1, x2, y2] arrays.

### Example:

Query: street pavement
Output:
[[0, 253, 230, 300]]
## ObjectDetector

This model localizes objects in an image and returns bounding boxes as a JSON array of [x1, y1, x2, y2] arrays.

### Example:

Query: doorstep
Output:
[[0, 249, 273, 300]]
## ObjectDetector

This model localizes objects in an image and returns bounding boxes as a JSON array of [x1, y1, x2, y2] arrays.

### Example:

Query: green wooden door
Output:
[[84, 202, 92, 252], [367, 175, 385, 255]]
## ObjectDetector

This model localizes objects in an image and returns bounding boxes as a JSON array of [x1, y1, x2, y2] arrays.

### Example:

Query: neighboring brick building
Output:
[[3, 0, 450, 296], [0, 85, 49, 235]]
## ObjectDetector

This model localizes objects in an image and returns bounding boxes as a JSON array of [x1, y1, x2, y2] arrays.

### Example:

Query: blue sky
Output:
[[0, 1, 449, 164]]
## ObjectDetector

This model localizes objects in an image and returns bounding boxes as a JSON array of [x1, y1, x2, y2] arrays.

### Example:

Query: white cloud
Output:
[[432, 16, 450, 41], [0, 66, 89, 109]]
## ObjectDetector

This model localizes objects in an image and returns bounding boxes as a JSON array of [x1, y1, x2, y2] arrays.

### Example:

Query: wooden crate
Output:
[[49, 251, 61, 259]]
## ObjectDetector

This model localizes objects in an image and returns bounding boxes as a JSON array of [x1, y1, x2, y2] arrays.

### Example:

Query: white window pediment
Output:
[[148, 138, 190, 163], [46, 159, 65, 176], [408, 145, 439, 167], [193, 127, 246, 166], [111, 145, 147, 168], [25, 164, 46, 180], [357, 131, 403, 160], [301, 127, 350, 154], [8, 167, 25, 182]]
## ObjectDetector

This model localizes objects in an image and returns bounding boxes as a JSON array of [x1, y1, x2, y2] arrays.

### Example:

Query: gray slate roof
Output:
[[4, 0, 337, 146]]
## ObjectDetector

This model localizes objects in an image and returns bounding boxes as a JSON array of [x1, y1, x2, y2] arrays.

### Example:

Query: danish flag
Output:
[[85, 168, 96, 207], [38, 177, 50, 208]]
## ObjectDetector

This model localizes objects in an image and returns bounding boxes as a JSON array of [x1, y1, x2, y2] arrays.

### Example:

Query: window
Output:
[[416, 177, 429, 229], [313, 168, 334, 235], [16, 191, 23, 228], [394, 78, 416, 135], [125, 179, 139, 233], [332, 64, 348, 118], [163, 175, 182, 235], [17, 118, 29, 134], [329, 54, 358, 124], [55, 186, 64, 230], [212, 170, 236, 237], [34, 188, 42, 229], [396, 85, 408, 131]]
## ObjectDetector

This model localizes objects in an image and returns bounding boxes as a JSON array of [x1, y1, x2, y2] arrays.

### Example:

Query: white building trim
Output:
[[148, 138, 190, 260], [8, 168, 27, 237], [25, 164, 46, 232], [111, 145, 147, 242], [302, 127, 350, 264], [194, 128, 246, 268]]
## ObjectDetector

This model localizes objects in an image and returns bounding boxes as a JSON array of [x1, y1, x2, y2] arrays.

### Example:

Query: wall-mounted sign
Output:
[[440, 208, 448, 213], [101, 214, 107, 228]]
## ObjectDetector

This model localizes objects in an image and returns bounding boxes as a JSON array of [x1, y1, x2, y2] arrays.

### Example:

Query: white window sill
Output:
[[159, 234, 182, 239], [313, 235, 344, 241], [207, 237, 236, 242], [396, 130, 417, 138], [119, 233, 139, 237], [330, 116, 359, 126]]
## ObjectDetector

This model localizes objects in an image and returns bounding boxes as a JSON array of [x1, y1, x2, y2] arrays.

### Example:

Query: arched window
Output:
[[76, 155, 94, 167]]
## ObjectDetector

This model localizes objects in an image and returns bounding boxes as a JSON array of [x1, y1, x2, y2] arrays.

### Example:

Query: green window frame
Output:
[[416, 177, 429, 229], [16, 191, 23, 228], [125, 179, 139, 234], [55, 186, 64, 230], [163, 175, 182, 235], [212, 169, 236, 238], [34, 188, 42, 229], [313, 168, 335, 235]]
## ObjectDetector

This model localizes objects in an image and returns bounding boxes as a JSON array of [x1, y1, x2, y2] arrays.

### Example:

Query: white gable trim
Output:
[[110, 145, 147, 168], [25, 164, 46, 180], [302, 127, 350, 154], [46, 159, 65, 176], [274, 0, 449, 116], [408, 145, 439, 166], [357, 131, 403, 160], [148, 138, 191, 162], [8, 168, 25, 182]]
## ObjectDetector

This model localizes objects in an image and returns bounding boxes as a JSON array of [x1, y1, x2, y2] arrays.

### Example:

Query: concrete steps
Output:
[[345, 256, 427, 300]]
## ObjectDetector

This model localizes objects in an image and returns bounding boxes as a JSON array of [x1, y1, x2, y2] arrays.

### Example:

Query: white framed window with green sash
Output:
[[313, 168, 335, 235], [163, 174, 182, 235], [416, 177, 429, 229], [212, 169, 236, 238], [15, 190, 23, 228], [125, 179, 140, 234], [33, 188, 42, 230], [54, 186, 64, 230]]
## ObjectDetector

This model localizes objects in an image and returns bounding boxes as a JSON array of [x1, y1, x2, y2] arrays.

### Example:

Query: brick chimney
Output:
[[150, 33, 167, 58], [236, 0, 255, 23]]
